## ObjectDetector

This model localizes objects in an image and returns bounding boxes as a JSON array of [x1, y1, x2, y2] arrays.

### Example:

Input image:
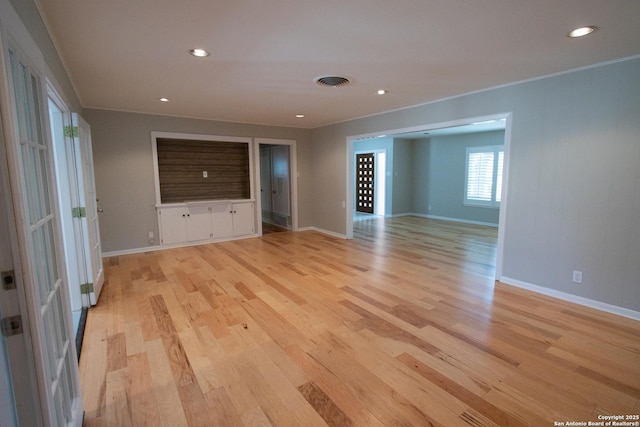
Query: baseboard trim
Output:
[[500, 276, 640, 321], [402, 213, 499, 227], [102, 245, 164, 257], [102, 233, 261, 257], [298, 226, 348, 239]]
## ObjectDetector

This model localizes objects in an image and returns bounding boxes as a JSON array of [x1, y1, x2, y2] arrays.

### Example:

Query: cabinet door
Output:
[[233, 203, 255, 236], [186, 205, 213, 241], [211, 203, 234, 239], [159, 207, 187, 244]]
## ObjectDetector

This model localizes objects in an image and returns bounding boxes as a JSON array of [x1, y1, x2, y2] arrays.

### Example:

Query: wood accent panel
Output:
[[80, 216, 640, 426], [157, 138, 250, 203]]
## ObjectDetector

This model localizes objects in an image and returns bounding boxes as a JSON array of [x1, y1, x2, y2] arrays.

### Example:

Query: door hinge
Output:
[[63, 125, 79, 138], [2, 270, 16, 290], [72, 207, 86, 218], [80, 283, 94, 294], [1, 315, 23, 337]]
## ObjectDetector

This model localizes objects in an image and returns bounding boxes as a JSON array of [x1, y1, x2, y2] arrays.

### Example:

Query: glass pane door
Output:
[[74, 114, 103, 304], [6, 45, 83, 427]]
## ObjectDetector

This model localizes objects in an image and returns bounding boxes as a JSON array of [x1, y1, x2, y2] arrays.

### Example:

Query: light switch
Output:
[[203, 171, 208, 178]]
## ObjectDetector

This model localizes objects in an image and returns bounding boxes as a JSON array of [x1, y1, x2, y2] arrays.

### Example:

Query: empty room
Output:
[[0, 1, 639, 426]]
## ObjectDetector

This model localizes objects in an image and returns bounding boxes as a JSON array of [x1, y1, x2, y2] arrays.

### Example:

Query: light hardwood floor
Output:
[[80, 216, 640, 426]]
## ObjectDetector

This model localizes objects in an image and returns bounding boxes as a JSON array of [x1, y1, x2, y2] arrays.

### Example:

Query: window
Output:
[[465, 145, 504, 208]]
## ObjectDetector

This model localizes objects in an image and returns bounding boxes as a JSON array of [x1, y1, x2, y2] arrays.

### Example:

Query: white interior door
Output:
[[49, 96, 86, 331], [3, 40, 83, 427], [271, 145, 290, 216], [259, 146, 272, 212], [73, 113, 103, 305]]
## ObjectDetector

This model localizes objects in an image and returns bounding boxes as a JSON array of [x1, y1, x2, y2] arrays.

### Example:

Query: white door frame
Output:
[[346, 113, 512, 279], [254, 138, 298, 234]]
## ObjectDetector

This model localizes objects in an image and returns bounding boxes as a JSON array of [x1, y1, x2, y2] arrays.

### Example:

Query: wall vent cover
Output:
[[315, 76, 351, 87]]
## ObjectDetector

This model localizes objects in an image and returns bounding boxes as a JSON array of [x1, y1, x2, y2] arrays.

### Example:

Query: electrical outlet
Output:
[[572, 270, 583, 284]]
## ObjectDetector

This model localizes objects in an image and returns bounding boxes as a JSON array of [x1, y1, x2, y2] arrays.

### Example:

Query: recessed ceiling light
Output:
[[377, 89, 388, 95], [568, 26, 598, 38], [189, 48, 209, 57], [158, 97, 170, 102], [295, 114, 305, 118]]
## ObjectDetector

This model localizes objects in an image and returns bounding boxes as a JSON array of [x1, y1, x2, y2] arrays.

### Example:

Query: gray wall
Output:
[[421, 130, 504, 224], [9, 0, 82, 111], [391, 138, 413, 214], [84, 109, 312, 252], [310, 57, 640, 312]]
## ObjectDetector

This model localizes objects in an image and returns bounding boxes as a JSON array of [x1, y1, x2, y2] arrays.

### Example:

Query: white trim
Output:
[[408, 213, 499, 228], [500, 276, 640, 322], [102, 246, 165, 258], [298, 226, 347, 240], [102, 233, 261, 258]]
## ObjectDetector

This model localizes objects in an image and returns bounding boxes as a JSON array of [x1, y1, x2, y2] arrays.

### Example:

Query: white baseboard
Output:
[[102, 245, 164, 257], [388, 212, 498, 227], [500, 276, 640, 321], [298, 226, 348, 239], [424, 213, 499, 227], [102, 233, 260, 257]]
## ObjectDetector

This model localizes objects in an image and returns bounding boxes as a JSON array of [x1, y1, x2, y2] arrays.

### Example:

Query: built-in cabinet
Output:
[[152, 132, 259, 247], [158, 201, 255, 246]]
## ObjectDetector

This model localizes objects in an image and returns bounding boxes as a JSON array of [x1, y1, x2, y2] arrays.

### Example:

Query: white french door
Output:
[[74, 114, 103, 304], [2, 38, 83, 427], [0, 112, 41, 427]]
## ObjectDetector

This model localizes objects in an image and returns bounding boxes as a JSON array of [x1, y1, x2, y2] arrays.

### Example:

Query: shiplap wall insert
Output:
[[151, 132, 254, 206]]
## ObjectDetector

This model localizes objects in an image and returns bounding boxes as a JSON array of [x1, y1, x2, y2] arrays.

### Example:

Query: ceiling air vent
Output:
[[315, 76, 351, 87]]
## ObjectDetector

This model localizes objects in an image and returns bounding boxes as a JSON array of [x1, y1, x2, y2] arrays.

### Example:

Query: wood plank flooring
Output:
[[79, 216, 640, 426]]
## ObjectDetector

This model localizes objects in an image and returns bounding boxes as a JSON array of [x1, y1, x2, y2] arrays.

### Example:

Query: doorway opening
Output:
[[257, 140, 297, 234], [347, 114, 511, 278], [353, 150, 386, 221]]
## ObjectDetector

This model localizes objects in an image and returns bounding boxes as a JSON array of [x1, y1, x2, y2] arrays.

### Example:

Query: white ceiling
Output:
[[35, 0, 640, 129]]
